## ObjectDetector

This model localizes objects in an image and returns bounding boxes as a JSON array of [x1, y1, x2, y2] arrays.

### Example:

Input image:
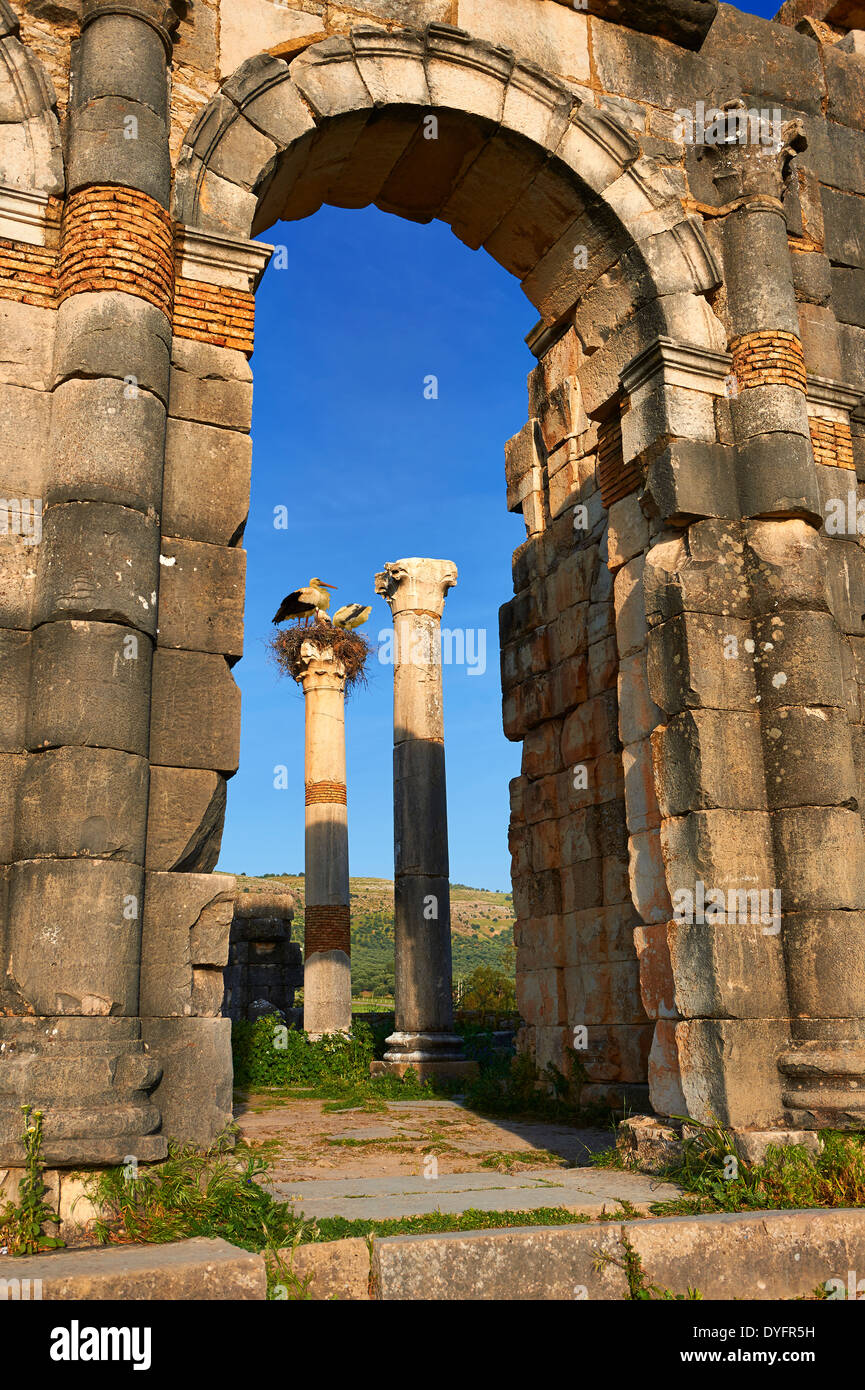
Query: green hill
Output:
[[232, 874, 515, 998]]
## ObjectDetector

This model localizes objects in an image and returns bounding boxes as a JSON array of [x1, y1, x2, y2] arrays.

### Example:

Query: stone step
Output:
[[0, 1237, 266, 1300]]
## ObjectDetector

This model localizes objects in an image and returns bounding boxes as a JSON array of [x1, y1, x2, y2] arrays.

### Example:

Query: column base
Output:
[[779, 1041, 865, 1130], [0, 1016, 166, 1168], [373, 1030, 478, 1082], [617, 1114, 825, 1172]]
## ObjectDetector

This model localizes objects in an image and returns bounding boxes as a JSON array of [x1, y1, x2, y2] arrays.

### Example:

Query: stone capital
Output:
[[291, 638, 347, 694], [708, 102, 807, 204], [81, 0, 182, 52], [375, 558, 458, 619]]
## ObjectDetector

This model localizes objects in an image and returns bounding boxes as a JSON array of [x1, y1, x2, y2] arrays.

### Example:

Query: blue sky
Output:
[[215, 0, 778, 891]]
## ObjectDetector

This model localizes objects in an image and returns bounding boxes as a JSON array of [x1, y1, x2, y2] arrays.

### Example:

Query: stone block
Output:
[[0, 300, 53, 391], [14, 746, 148, 863], [627, 827, 671, 925], [622, 738, 659, 834], [607, 492, 648, 571], [824, 537, 865, 634], [457, 0, 590, 83], [792, 250, 832, 308], [372, 1223, 627, 1301], [53, 292, 171, 404], [34, 501, 160, 635], [613, 554, 647, 659], [0, 628, 29, 753], [28, 621, 152, 757], [67, 95, 170, 206], [149, 650, 241, 774], [169, 338, 253, 431], [744, 516, 830, 617], [564, 959, 646, 1027], [7, 859, 143, 1016], [0, 382, 49, 496], [652, 708, 766, 816], [633, 921, 677, 1020], [642, 441, 739, 524], [675, 1019, 789, 1129], [0, 754, 24, 863], [162, 419, 252, 547], [47, 378, 166, 513], [668, 918, 788, 1020], [560, 858, 604, 914], [762, 705, 856, 808], [516, 967, 566, 1027], [587, 636, 617, 696], [0, 1237, 265, 1300], [701, 2, 825, 112], [647, 1019, 687, 1117], [0, 533, 38, 630], [662, 808, 775, 903], [647, 613, 758, 714], [561, 690, 619, 763], [145, 766, 227, 872], [156, 537, 245, 658], [643, 522, 751, 625], [140, 871, 234, 1018], [753, 610, 847, 709], [783, 909, 865, 1021], [618, 649, 663, 745], [773, 806, 865, 910], [221, 0, 327, 77], [287, 1238, 370, 1301], [823, 185, 865, 269]]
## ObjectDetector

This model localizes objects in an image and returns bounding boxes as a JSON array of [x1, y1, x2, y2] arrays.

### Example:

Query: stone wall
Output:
[[223, 888, 302, 1021]]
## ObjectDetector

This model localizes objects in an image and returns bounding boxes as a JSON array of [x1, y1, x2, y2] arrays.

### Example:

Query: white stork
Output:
[[272, 578, 337, 625], [332, 603, 372, 631]]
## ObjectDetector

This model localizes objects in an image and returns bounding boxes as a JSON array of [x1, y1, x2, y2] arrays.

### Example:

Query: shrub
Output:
[[233, 1015, 375, 1089]]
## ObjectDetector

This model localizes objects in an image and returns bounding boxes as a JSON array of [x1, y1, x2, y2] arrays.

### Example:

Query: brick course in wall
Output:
[[730, 330, 808, 393], [172, 277, 256, 352], [0, 237, 58, 307], [810, 416, 855, 469], [304, 903, 351, 956], [58, 187, 174, 317]]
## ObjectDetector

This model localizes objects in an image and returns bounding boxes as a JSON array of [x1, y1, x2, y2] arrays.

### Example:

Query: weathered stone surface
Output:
[[676, 1018, 788, 1128], [47, 378, 166, 513], [7, 859, 143, 1016], [28, 621, 153, 757], [140, 870, 234, 1016], [145, 766, 227, 871], [162, 419, 251, 546], [653, 709, 766, 816], [34, 501, 160, 635], [0, 1237, 265, 1299], [141, 1017, 234, 1146], [286, 1237, 370, 1301], [14, 746, 149, 863], [373, 1223, 628, 1300], [156, 537, 245, 658], [168, 338, 253, 431], [53, 293, 172, 405], [149, 650, 240, 773]]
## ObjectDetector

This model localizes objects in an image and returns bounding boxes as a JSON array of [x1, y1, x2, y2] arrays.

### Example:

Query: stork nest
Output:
[[269, 616, 373, 695]]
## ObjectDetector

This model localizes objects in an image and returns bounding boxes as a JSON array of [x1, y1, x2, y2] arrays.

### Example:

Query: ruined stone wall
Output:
[[4, 0, 865, 1155]]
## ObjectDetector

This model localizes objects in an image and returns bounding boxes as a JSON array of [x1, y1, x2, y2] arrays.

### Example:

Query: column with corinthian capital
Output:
[[293, 636, 352, 1038], [373, 558, 475, 1079]]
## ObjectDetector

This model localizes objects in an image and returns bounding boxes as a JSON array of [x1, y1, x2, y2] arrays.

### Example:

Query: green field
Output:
[[233, 873, 515, 997]]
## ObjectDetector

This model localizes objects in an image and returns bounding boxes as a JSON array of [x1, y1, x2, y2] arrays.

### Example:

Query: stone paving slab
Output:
[[0, 1237, 266, 1300], [272, 1166, 682, 1220]]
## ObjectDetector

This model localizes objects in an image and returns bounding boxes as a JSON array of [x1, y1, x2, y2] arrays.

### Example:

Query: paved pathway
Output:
[[237, 1094, 682, 1222]]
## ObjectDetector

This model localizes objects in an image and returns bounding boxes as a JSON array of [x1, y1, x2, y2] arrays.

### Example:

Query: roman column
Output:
[[292, 636, 352, 1037], [374, 558, 474, 1078], [0, 0, 180, 1165], [713, 103, 865, 1134]]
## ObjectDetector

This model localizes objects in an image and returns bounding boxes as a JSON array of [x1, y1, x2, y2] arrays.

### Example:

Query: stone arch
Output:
[[0, 0, 63, 195], [161, 23, 732, 1122], [173, 27, 721, 350]]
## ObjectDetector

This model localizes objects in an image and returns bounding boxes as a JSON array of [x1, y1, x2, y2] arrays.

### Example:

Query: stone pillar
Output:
[[292, 638, 352, 1038], [0, 0, 181, 1165], [374, 559, 474, 1079], [716, 105, 865, 1134]]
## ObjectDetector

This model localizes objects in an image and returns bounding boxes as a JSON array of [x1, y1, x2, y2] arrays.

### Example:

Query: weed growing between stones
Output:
[[87, 1135, 309, 1256], [596, 1235, 703, 1301], [0, 1104, 64, 1255], [615, 1121, 865, 1215]]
